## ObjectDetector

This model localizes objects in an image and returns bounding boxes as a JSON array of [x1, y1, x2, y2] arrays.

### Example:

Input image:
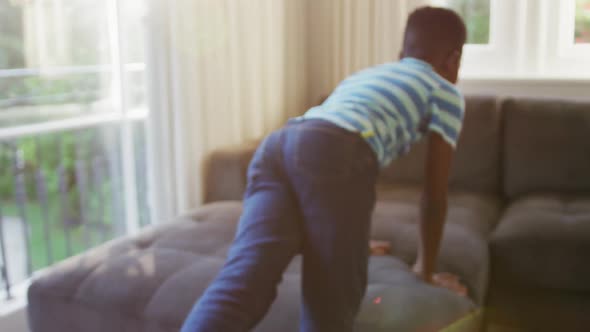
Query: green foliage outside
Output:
[[0, 1, 150, 279], [0, 122, 151, 273], [2, 199, 112, 272], [0, 74, 101, 108], [446, 0, 491, 45], [0, 1, 105, 107], [576, 0, 590, 43], [0, 128, 119, 271], [0, 1, 111, 276], [0, 1, 24, 69], [0, 130, 95, 200]]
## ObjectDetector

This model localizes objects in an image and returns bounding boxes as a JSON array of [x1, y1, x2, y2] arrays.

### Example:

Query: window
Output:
[[544, 0, 590, 77], [435, 0, 491, 44], [0, 0, 152, 299], [576, 0, 590, 43], [0, 0, 148, 127], [1, 1, 110, 125], [431, 0, 523, 77], [430, 0, 590, 78]]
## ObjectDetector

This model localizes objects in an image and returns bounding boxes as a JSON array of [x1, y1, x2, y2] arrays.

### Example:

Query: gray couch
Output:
[[27, 96, 590, 332]]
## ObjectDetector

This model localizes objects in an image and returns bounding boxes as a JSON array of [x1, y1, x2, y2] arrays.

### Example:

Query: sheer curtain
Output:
[[306, 0, 429, 105], [146, 0, 308, 220], [146, 0, 428, 220]]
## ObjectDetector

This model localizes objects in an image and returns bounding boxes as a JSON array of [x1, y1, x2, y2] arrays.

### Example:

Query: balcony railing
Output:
[[0, 110, 151, 301]]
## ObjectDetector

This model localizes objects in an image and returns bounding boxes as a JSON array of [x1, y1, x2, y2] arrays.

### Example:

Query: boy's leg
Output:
[[283, 121, 378, 332], [297, 175, 376, 332], [181, 131, 301, 332]]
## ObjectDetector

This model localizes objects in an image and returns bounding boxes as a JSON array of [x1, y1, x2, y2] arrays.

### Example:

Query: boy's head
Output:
[[400, 6, 467, 84]]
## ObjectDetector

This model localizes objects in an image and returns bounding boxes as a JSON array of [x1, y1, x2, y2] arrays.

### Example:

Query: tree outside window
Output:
[[436, 0, 491, 45], [576, 0, 590, 43]]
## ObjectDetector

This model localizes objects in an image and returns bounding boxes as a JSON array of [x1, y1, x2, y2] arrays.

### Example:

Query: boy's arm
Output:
[[413, 131, 454, 283]]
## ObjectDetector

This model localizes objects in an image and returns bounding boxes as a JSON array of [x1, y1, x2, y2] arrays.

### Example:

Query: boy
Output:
[[182, 6, 467, 332]]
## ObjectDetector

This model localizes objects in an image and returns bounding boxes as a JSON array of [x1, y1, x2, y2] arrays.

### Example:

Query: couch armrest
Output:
[[203, 140, 260, 203]]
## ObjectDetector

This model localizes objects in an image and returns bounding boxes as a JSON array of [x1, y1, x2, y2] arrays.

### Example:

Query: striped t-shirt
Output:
[[302, 57, 465, 168]]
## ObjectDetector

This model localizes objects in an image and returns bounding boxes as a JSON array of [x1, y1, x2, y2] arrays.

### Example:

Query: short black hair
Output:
[[402, 6, 467, 61]]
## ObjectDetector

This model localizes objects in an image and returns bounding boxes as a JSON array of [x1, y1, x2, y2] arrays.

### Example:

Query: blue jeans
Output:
[[181, 119, 379, 332]]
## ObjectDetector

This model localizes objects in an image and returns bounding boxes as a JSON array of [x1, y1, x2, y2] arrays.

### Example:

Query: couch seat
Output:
[[28, 202, 479, 332], [490, 194, 590, 291], [372, 185, 502, 304]]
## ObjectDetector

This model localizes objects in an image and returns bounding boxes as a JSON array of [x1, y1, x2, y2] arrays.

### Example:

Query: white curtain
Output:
[[146, 0, 429, 220], [146, 0, 308, 220], [306, 0, 429, 105]]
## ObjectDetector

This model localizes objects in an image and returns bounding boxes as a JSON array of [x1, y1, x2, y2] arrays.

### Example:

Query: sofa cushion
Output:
[[379, 95, 502, 194], [503, 98, 590, 198], [202, 96, 502, 203], [357, 257, 479, 332], [28, 202, 478, 332], [371, 186, 502, 304], [204, 140, 260, 202], [490, 195, 590, 291]]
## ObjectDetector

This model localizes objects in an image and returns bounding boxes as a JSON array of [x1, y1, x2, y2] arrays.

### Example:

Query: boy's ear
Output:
[[445, 50, 462, 69], [440, 50, 462, 84]]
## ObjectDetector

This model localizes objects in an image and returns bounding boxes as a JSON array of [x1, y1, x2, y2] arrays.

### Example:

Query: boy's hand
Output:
[[369, 240, 391, 255], [412, 264, 467, 297], [432, 272, 468, 297]]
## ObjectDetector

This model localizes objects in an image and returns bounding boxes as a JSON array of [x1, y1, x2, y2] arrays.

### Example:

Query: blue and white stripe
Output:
[[301, 57, 465, 168]]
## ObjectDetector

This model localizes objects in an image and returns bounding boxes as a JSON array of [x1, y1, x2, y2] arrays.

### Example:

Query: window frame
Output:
[[0, 0, 149, 233], [459, 0, 525, 78], [554, 0, 590, 70], [432, 0, 527, 78], [569, 0, 590, 47], [527, 0, 590, 79]]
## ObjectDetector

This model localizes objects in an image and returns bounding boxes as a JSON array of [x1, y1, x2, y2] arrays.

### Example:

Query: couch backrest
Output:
[[378, 96, 503, 194], [502, 98, 590, 198], [205, 96, 590, 203]]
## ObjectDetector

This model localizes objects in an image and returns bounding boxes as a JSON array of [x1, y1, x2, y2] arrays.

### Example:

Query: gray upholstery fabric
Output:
[[204, 140, 259, 203], [28, 202, 478, 332], [203, 96, 503, 203], [379, 96, 502, 194], [490, 195, 590, 291], [357, 257, 479, 332], [503, 98, 590, 198], [372, 186, 502, 304]]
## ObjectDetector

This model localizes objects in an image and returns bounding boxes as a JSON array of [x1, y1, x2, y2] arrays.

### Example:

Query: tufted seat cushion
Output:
[[372, 186, 501, 305], [490, 194, 590, 291], [28, 202, 479, 332]]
